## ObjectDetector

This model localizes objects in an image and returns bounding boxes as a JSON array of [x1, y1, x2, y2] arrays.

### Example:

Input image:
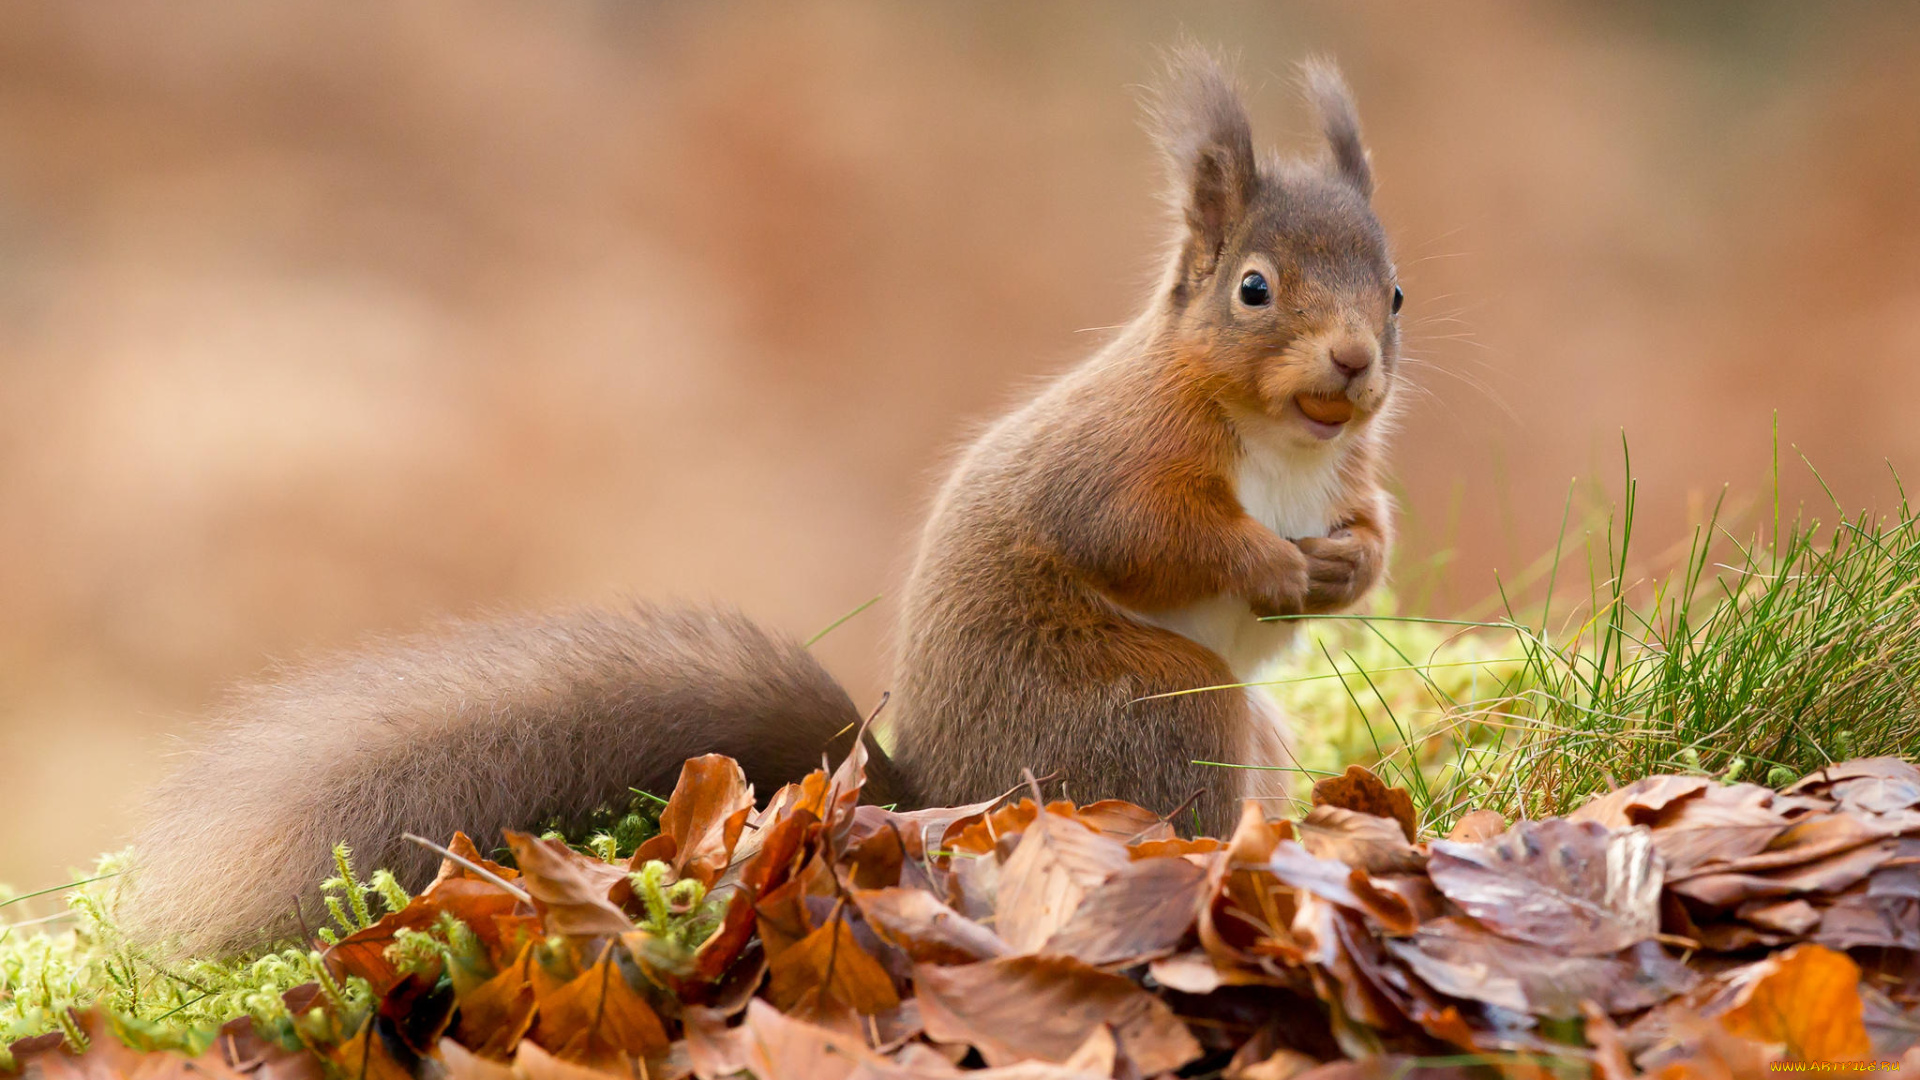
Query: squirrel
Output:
[[125, 50, 1401, 956]]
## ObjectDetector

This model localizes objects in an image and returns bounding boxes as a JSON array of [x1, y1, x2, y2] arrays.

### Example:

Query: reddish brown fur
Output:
[[891, 49, 1399, 834]]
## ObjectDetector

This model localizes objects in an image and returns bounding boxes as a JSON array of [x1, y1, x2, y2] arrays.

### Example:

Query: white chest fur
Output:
[[1129, 412, 1345, 681]]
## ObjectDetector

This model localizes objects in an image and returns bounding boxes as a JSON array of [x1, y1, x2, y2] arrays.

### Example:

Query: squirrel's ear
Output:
[[1301, 57, 1371, 199], [1148, 46, 1257, 282]]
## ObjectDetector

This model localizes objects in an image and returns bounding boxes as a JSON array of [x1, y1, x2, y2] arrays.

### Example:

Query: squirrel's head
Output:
[[1149, 50, 1398, 446]]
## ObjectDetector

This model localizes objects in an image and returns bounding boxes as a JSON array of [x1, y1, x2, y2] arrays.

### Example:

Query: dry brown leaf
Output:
[[943, 799, 1045, 856], [505, 832, 637, 938], [426, 876, 545, 973], [848, 792, 1009, 863], [529, 947, 671, 1067], [1382, 916, 1698, 1018], [1264, 841, 1415, 935], [1444, 809, 1508, 844], [509, 1040, 631, 1080], [1040, 853, 1211, 967], [1068, 799, 1172, 843], [1734, 897, 1820, 936], [1427, 819, 1661, 954], [1129, 836, 1226, 859], [1667, 811, 1892, 882], [323, 893, 450, 997], [434, 830, 525, 886], [213, 1016, 326, 1080], [456, 941, 539, 1058], [437, 1037, 519, 1080], [913, 954, 1202, 1073], [853, 887, 1008, 965], [685, 998, 882, 1080], [1291, 894, 1411, 1031], [993, 810, 1131, 954], [655, 754, 757, 889], [766, 907, 901, 1014], [1196, 802, 1302, 984], [1669, 837, 1897, 909], [1813, 885, 1920, 950], [324, 1019, 417, 1080], [1311, 765, 1417, 842], [1786, 757, 1920, 815], [1571, 775, 1713, 829], [1296, 805, 1427, 876], [1580, 1003, 1636, 1080], [1643, 785, 1793, 876], [1146, 951, 1224, 994], [1718, 943, 1872, 1063]]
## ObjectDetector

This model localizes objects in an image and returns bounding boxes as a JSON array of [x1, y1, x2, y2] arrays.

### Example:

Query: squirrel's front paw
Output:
[[1247, 542, 1312, 620], [1296, 533, 1379, 612]]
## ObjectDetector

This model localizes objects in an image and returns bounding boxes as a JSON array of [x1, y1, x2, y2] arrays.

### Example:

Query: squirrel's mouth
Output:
[[1293, 393, 1355, 437]]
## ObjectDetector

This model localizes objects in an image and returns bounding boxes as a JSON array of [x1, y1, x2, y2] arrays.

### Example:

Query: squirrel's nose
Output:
[[1329, 338, 1375, 381]]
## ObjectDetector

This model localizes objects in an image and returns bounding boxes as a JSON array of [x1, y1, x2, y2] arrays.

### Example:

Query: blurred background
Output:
[[2, 2, 1917, 888]]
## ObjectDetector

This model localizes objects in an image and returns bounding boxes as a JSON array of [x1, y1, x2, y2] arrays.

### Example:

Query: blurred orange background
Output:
[[3, 2, 1918, 889]]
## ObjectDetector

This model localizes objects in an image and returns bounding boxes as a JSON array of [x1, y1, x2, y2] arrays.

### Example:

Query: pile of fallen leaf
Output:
[[10, 748, 1920, 1079]]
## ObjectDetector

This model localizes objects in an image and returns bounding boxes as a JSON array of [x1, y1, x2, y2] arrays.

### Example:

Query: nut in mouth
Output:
[[1295, 393, 1355, 426]]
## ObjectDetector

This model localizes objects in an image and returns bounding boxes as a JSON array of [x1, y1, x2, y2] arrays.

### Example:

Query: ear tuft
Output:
[[1300, 57, 1371, 198], [1146, 45, 1258, 279]]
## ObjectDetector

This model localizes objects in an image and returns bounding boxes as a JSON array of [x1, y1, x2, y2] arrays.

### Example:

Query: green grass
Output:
[[0, 825, 690, 1064], [1272, 444, 1920, 834], [0, 851, 349, 1062]]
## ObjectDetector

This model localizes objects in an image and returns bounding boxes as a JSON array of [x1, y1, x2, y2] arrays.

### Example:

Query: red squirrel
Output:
[[127, 50, 1401, 955]]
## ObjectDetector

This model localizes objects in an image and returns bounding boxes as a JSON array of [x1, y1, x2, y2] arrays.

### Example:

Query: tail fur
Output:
[[126, 602, 892, 956]]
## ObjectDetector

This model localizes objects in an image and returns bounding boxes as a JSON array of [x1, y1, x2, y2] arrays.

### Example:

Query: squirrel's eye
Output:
[[1392, 285, 1404, 315], [1238, 271, 1271, 307]]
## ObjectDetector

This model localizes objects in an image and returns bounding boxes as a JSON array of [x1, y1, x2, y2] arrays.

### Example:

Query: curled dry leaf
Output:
[[852, 791, 1010, 863], [1296, 806, 1426, 876], [767, 907, 902, 1014], [1669, 836, 1897, 909], [1786, 757, 1920, 816], [437, 1038, 517, 1080], [1311, 766, 1417, 843], [322, 1019, 417, 1080], [528, 947, 671, 1067], [504, 832, 636, 938], [1264, 842, 1415, 936], [1040, 853, 1211, 967], [324, 893, 452, 997], [914, 955, 1201, 1073], [1639, 784, 1793, 876], [1129, 836, 1226, 859], [1383, 917, 1697, 1018], [1427, 819, 1661, 954], [993, 810, 1131, 954], [1443, 810, 1506, 844], [456, 941, 540, 1059], [1735, 897, 1820, 936], [509, 1039, 637, 1080], [853, 887, 1007, 965], [685, 998, 883, 1080], [654, 754, 757, 889], [1669, 810, 1894, 882], [1571, 775, 1712, 830], [1813, 879, 1920, 951], [1068, 799, 1173, 843], [1718, 943, 1872, 1063], [434, 830, 524, 886], [1196, 802, 1302, 984]]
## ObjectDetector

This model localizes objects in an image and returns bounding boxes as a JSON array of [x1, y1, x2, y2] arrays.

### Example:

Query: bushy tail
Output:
[[125, 602, 895, 956]]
